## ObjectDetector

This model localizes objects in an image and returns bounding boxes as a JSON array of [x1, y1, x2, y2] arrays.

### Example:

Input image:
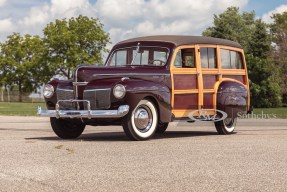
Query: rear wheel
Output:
[[215, 117, 237, 135], [122, 99, 158, 141], [50, 117, 85, 139]]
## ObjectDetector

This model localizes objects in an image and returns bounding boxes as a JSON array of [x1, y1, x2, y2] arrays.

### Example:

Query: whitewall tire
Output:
[[122, 99, 158, 140], [215, 117, 237, 135]]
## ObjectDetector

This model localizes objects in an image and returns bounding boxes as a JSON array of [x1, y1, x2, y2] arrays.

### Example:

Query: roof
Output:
[[117, 35, 242, 48]]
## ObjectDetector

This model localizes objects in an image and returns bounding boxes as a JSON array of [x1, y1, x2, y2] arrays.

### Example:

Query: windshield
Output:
[[107, 46, 169, 66]]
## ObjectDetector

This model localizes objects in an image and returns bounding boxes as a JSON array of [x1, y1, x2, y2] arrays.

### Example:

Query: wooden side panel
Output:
[[203, 75, 217, 89], [174, 94, 198, 109], [173, 74, 197, 90], [203, 93, 213, 108]]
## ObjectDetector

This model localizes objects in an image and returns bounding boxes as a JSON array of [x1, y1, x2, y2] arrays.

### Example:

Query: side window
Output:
[[200, 48, 217, 68], [110, 50, 127, 66], [174, 51, 182, 67], [154, 51, 168, 65], [233, 51, 243, 69], [220, 49, 244, 69], [174, 48, 195, 68], [220, 49, 230, 69]]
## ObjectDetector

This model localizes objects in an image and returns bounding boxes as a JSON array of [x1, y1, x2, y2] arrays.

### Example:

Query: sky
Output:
[[0, 0, 286, 48]]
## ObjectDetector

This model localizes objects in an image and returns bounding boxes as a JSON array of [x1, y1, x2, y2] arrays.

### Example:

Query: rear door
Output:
[[170, 46, 202, 118]]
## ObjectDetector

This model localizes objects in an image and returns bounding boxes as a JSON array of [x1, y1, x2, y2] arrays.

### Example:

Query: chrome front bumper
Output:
[[37, 99, 129, 119]]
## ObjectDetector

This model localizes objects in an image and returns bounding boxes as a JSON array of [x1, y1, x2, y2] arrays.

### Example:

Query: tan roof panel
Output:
[[117, 35, 242, 48]]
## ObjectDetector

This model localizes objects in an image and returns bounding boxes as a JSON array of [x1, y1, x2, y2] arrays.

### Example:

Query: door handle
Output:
[[197, 72, 200, 76]]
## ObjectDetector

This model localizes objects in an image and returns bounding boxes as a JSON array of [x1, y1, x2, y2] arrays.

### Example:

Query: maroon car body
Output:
[[39, 35, 250, 140]]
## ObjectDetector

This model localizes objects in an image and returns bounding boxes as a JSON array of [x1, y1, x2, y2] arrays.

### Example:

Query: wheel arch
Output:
[[144, 94, 172, 123], [144, 96, 161, 122]]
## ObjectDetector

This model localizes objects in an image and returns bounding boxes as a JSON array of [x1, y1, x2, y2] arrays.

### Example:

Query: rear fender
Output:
[[216, 81, 248, 118]]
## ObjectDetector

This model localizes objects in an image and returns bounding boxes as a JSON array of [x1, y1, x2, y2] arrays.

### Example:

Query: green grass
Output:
[[0, 102, 286, 118], [0, 102, 46, 116], [253, 107, 287, 119]]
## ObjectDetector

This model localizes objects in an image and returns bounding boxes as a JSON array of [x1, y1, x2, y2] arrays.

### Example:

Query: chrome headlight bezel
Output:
[[113, 84, 126, 99], [43, 84, 54, 98]]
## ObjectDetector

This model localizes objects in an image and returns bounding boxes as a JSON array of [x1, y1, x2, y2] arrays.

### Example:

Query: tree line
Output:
[[0, 15, 110, 102], [0, 8, 286, 107]]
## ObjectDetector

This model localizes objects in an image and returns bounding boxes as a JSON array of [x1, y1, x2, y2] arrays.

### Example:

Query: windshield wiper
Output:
[[131, 42, 140, 65]]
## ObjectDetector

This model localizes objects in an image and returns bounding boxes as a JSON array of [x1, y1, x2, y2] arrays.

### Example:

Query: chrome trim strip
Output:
[[38, 104, 129, 119], [84, 88, 111, 92], [73, 82, 88, 86], [74, 66, 83, 107], [57, 88, 74, 92], [93, 73, 169, 77]]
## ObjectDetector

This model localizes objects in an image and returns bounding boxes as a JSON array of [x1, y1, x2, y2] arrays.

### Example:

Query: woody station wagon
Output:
[[38, 35, 251, 141]]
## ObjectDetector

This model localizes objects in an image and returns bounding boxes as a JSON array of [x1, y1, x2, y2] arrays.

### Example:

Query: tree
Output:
[[270, 12, 287, 105], [202, 7, 282, 107], [247, 55, 282, 107], [0, 33, 47, 102], [202, 7, 256, 54], [203, 7, 272, 57], [43, 15, 110, 79], [249, 19, 271, 58], [0, 69, 4, 102]]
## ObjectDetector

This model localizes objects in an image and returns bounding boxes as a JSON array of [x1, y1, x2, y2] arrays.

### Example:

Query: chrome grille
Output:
[[56, 88, 76, 110], [83, 89, 111, 110]]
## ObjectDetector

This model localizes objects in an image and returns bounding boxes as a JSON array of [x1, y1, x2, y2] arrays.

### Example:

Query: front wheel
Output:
[[215, 117, 237, 135], [122, 99, 158, 141], [50, 117, 86, 139], [156, 122, 169, 134]]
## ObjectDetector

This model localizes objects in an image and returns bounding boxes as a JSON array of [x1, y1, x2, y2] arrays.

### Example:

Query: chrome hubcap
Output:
[[134, 106, 152, 132]]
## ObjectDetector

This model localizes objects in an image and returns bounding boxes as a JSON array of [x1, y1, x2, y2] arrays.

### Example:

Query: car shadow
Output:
[[157, 131, 220, 139], [25, 130, 221, 142]]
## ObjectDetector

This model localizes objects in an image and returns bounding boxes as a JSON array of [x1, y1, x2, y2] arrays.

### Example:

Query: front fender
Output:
[[124, 79, 172, 122], [45, 79, 73, 109]]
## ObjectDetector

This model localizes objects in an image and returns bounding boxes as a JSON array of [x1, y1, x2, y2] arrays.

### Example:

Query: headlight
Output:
[[43, 84, 54, 98], [113, 84, 126, 99]]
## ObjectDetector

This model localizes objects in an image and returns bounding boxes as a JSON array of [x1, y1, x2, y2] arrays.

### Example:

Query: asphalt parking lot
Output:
[[0, 116, 286, 192]]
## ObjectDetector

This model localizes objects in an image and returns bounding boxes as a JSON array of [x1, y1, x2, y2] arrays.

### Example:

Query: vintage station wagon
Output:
[[38, 35, 251, 140]]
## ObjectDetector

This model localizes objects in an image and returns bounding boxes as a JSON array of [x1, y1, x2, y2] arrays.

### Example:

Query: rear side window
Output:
[[200, 48, 217, 68], [220, 49, 243, 69]]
